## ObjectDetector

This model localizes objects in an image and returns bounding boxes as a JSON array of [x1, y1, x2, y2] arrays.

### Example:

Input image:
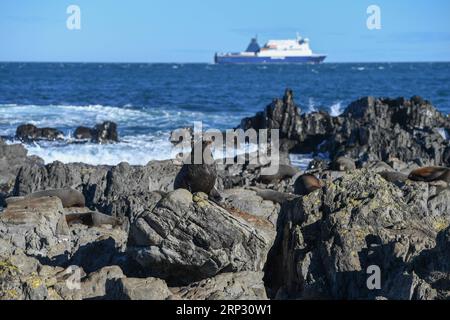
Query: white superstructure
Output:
[[259, 35, 313, 57]]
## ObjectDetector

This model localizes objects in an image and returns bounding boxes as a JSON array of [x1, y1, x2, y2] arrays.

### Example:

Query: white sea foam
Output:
[[330, 101, 344, 116], [0, 103, 248, 165], [437, 128, 449, 140], [306, 98, 318, 113], [289, 154, 314, 171]]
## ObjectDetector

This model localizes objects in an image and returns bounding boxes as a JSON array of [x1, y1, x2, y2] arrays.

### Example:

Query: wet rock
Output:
[[128, 189, 272, 285], [174, 271, 268, 300], [74, 121, 119, 144], [16, 124, 64, 142]]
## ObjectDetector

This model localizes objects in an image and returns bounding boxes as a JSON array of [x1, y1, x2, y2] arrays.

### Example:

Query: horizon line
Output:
[[1, 60, 450, 64]]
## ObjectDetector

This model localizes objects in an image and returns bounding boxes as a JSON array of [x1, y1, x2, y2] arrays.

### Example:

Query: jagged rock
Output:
[[240, 90, 450, 167], [413, 226, 450, 299], [111, 277, 173, 300], [0, 142, 43, 205], [0, 251, 51, 300], [74, 121, 119, 143], [174, 271, 268, 300], [128, 189, 272, 285], [12, 160, 179, 219], [265, 169, 450, 300], [16, 124, 64, 142], [0, 197, 71, 258]]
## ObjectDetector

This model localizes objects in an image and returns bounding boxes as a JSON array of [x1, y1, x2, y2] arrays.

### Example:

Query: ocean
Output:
[[1, 62, 449, 168]]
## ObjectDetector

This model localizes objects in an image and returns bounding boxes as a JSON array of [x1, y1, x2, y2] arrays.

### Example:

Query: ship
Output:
[[215, 34, 326, 64]]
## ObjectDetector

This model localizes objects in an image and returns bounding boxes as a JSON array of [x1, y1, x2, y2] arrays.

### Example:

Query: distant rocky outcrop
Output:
[[240, 89, 450, 166], [16, 124, 64, 142], [74, 121, 119, 143]]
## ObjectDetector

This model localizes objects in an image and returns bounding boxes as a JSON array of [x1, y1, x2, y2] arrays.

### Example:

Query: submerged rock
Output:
[[74, 121, 119, 144], [16, 124, 64, 142]]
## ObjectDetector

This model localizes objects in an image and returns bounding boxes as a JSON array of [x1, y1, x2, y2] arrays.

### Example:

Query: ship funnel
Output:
[[245, 37, 261, 53]]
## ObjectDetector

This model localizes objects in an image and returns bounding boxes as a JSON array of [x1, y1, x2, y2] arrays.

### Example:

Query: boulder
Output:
[[111, 277, 173, 300], [222, 188, 279, 227], [128, 189, 272, 285], [80, 266, 125, 299], [174, 271, 268, 300]]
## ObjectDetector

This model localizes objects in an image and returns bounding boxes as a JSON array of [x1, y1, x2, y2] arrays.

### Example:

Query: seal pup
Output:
[[331, 157, 356, 172], [378, 171, 408, 186], [65, 211, 123, 228], [6, 188, 85, 208], [248, 187, 297, 204], [174, 138, 221, 201], [408, 167, 450, 183], [294, 174, 322, 196], [258, 164, 300, 184]]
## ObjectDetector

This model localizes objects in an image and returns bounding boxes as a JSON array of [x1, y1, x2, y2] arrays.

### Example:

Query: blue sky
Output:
[[0, 0, 449, 62]]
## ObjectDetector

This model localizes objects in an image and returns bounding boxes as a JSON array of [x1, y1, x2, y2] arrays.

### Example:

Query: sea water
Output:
[[1, 62, 449, 169]]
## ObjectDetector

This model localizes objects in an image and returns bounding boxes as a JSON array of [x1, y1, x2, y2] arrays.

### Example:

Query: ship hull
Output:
[[214, 54, 326, 64]]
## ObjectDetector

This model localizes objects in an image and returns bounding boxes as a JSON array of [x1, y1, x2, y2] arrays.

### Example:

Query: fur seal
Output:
[[174, 139, 220, 201], [249, 187, 297, 204], [258, 164, 300, 184], [408, 167, 450, 183], [378, 171, 408, 186], [331, 157, 356, 172], [7, 188, 85, 208], [65, 211, 123, 228], [294, 174, 322, 196]]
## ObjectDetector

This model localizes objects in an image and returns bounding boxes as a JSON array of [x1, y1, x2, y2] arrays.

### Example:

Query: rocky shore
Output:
[[1, 89, 450, 300]]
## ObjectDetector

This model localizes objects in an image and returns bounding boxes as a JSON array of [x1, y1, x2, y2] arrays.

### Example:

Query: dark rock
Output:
[[241, 90, 450, 167], [73, 121, 119, 143], [0, 142, 43, 203], [73, 126, 93, 140], [93, 121, 118, 143], [16, 124, 63, 142]]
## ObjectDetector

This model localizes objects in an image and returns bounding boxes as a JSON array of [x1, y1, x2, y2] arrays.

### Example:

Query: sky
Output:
[[0, 0, 449, 63]]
